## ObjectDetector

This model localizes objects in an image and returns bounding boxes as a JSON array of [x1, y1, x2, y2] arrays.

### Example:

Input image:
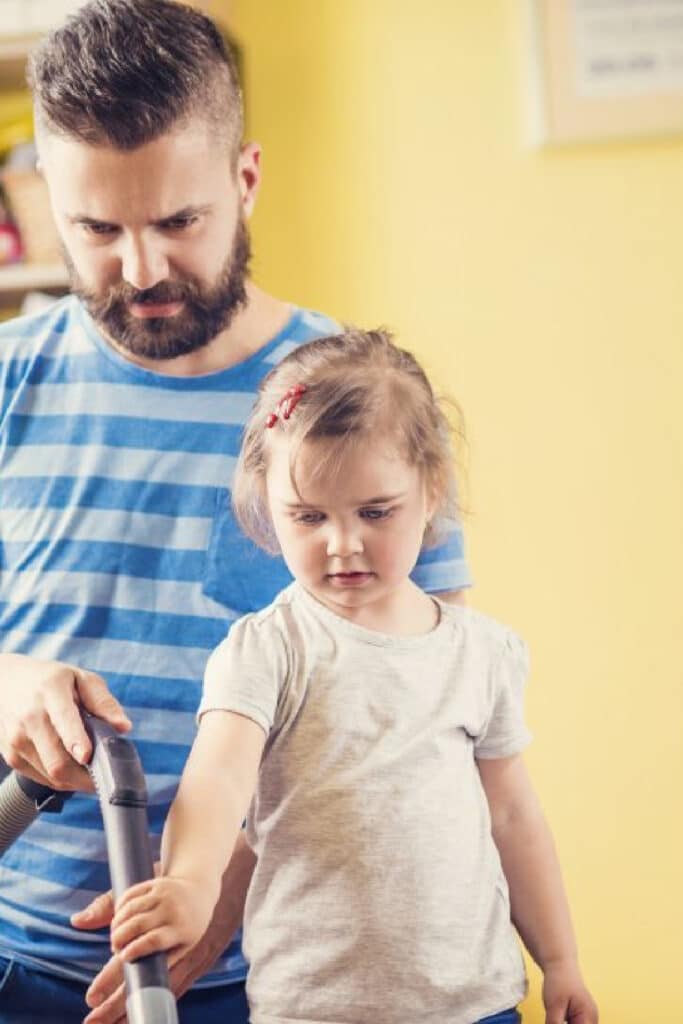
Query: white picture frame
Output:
[[527, 0, 683, 144]]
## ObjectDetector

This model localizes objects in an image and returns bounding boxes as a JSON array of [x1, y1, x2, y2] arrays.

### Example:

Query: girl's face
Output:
[[265, 434, 436, 630]]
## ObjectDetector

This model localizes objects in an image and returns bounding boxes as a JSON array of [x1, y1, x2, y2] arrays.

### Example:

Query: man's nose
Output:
[[120, 236, 169, 291], [326, 523, 363, 558]]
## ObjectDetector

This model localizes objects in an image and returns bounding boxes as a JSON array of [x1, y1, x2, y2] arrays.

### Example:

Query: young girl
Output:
[[111, 329, 598, 1024]]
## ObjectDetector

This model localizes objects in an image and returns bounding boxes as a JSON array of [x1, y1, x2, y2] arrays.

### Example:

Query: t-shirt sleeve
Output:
[[410, 518, 473, 593], [474, 629, 532, 759], [198, 612, 289, 736]]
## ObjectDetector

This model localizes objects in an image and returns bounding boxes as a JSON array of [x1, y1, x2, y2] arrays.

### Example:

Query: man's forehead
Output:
[[39, 125, 231, 219]]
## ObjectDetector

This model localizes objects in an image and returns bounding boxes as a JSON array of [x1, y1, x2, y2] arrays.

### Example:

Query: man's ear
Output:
[[237, 141, 261, 217]]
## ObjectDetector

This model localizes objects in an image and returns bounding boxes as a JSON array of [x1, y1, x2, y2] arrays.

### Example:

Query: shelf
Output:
[[0, 37, 40, 62], [0, 262, 68, 292]]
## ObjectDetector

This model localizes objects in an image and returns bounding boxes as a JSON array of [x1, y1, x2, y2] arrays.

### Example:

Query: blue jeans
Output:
[[0, 959, 518, 1024], [0, 956, 248, 1023], [477, 1010, 521, 1024]]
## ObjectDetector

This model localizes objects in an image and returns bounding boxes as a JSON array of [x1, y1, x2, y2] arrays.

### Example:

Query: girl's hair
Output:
[[233, 328, 466, 555]]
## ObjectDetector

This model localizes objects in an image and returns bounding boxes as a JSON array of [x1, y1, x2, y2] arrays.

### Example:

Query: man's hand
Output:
[[0, 653, 131, 790], [73, 834, 256, 1023]]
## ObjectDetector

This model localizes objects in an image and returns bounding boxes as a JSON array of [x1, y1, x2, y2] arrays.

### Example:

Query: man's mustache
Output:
[[103, 281, 195, 309]]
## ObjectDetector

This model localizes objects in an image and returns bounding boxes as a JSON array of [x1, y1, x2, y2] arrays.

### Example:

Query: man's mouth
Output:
[[128, 300, 184, 319]]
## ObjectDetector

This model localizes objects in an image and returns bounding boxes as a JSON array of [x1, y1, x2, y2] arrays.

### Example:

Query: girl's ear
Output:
[[424, 477, 440, 524]]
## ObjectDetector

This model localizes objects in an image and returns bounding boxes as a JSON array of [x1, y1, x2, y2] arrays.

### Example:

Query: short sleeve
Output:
[[411, 518, 473, 593], [474, 630, 532, 759], [198, 612, 289, 736]]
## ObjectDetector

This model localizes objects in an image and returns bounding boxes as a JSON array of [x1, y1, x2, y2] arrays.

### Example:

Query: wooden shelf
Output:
[[0, 37, 40, 62], [0, 262, 68, 292]]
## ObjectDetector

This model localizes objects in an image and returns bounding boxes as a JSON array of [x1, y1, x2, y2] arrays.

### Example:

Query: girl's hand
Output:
[[110, 876, 216, 965], [542, 959, 599, 1024]]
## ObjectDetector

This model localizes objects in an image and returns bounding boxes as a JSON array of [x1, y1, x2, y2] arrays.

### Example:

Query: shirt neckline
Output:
[[289, 581, 453, 650], [76, 297, 305, 386]]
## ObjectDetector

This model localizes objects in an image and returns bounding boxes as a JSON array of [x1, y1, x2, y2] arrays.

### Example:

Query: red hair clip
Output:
[[265, 384, 307, 429]]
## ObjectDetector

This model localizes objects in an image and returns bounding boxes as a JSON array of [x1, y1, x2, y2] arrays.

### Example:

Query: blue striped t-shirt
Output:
[[0, 295, 472, 984]]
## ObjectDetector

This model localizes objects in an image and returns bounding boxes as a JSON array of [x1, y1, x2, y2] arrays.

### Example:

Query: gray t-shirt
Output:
[[200, 583, 531, 1024]]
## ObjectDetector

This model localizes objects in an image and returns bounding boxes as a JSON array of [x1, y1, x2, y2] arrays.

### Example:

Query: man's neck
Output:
[[99, 282, 294, 377]]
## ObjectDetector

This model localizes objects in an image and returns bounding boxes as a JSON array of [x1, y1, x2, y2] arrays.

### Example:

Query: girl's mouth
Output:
[[327, 572, 374, 587]]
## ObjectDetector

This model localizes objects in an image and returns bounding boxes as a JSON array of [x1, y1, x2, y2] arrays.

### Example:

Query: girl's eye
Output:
[[293, 511, 325, 525], [360, 507, 392, 520]]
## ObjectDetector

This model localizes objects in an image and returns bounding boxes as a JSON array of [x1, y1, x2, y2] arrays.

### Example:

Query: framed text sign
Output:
[[528, 0, 683, 143]]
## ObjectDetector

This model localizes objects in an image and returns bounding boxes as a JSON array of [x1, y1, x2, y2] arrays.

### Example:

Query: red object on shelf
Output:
[[0, 221, 22, 265]]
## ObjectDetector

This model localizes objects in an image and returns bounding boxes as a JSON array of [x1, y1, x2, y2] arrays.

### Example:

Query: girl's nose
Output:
[[326, 524, 363, 559]]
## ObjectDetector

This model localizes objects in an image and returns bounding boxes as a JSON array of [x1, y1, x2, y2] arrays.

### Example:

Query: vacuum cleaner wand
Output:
[[0, 714, 178, 1024]]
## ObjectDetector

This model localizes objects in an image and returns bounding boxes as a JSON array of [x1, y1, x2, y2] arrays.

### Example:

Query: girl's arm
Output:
[[110, 710, 265, 965], [478, 754, 599, 1024]]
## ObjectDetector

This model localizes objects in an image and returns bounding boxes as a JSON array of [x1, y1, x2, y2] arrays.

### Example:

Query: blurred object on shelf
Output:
[[0, 217, 21, 265], [2, 140, 62, 265], [3, 139, 36, 171], [20, 289, 62, 316], [0, 183, 21, 264], [0, 90, 33, 159], [0, 1, 88, 35]]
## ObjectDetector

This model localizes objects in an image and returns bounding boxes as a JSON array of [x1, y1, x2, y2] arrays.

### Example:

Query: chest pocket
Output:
[[202, 488, 293, 614]]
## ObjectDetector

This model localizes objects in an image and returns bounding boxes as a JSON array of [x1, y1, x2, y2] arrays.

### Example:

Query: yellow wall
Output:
[[215, 2, 682, 1020]]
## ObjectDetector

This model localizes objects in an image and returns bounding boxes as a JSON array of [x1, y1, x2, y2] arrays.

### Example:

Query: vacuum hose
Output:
[[0, 714, 178, 1024]]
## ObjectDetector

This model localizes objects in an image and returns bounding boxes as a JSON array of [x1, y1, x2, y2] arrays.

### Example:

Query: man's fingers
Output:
[[71, 890, 115, 930], [27, 708, 89, 788], [84, 970, 127, 1022], [44, 677, 94, 765], [84, 952, 124, 1009], [76, 671, 132, 733], [1, 741, 51, 786]]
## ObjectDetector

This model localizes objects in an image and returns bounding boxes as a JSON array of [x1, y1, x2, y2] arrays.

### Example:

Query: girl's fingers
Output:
[[112, 881, 156, 919], [111, 906, 165, 951], [117, 927, 181, 963]]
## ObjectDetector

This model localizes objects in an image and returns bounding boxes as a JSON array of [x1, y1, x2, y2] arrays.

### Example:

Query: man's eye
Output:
[[360, 507, 392, 520], [162, 216, 198, 231], [84, 222, 118, 236]]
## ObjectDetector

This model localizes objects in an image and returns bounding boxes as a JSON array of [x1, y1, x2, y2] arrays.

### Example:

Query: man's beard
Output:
[[65, 218, 251, 360]]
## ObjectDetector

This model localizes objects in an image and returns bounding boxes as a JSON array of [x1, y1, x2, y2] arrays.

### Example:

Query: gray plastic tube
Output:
[[0, 770, 71, 852], [0, 716, 179, 1024]]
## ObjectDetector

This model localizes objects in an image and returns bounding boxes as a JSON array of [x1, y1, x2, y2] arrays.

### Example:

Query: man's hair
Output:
[[28, 0, 243, 157], [233, 328, 466, 554]]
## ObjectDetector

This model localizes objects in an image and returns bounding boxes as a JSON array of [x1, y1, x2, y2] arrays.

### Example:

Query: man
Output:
[[0, 2, 471, 1021]]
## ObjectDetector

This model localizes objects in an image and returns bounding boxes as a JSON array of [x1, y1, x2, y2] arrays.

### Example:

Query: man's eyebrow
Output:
[[153, 205, 212, 225], [67, 205, 212, 226], [68, 213, 116, 225]]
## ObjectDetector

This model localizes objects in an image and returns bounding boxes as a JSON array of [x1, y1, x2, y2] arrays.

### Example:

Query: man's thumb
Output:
[[71, 889, 115, 929]]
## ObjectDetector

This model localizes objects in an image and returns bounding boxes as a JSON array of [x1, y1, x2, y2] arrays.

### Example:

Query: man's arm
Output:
[[478, 754, 598, 1024]]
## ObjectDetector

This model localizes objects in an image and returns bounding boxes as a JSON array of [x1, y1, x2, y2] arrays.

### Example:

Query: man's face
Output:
[[38, 123, 260, 360]]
